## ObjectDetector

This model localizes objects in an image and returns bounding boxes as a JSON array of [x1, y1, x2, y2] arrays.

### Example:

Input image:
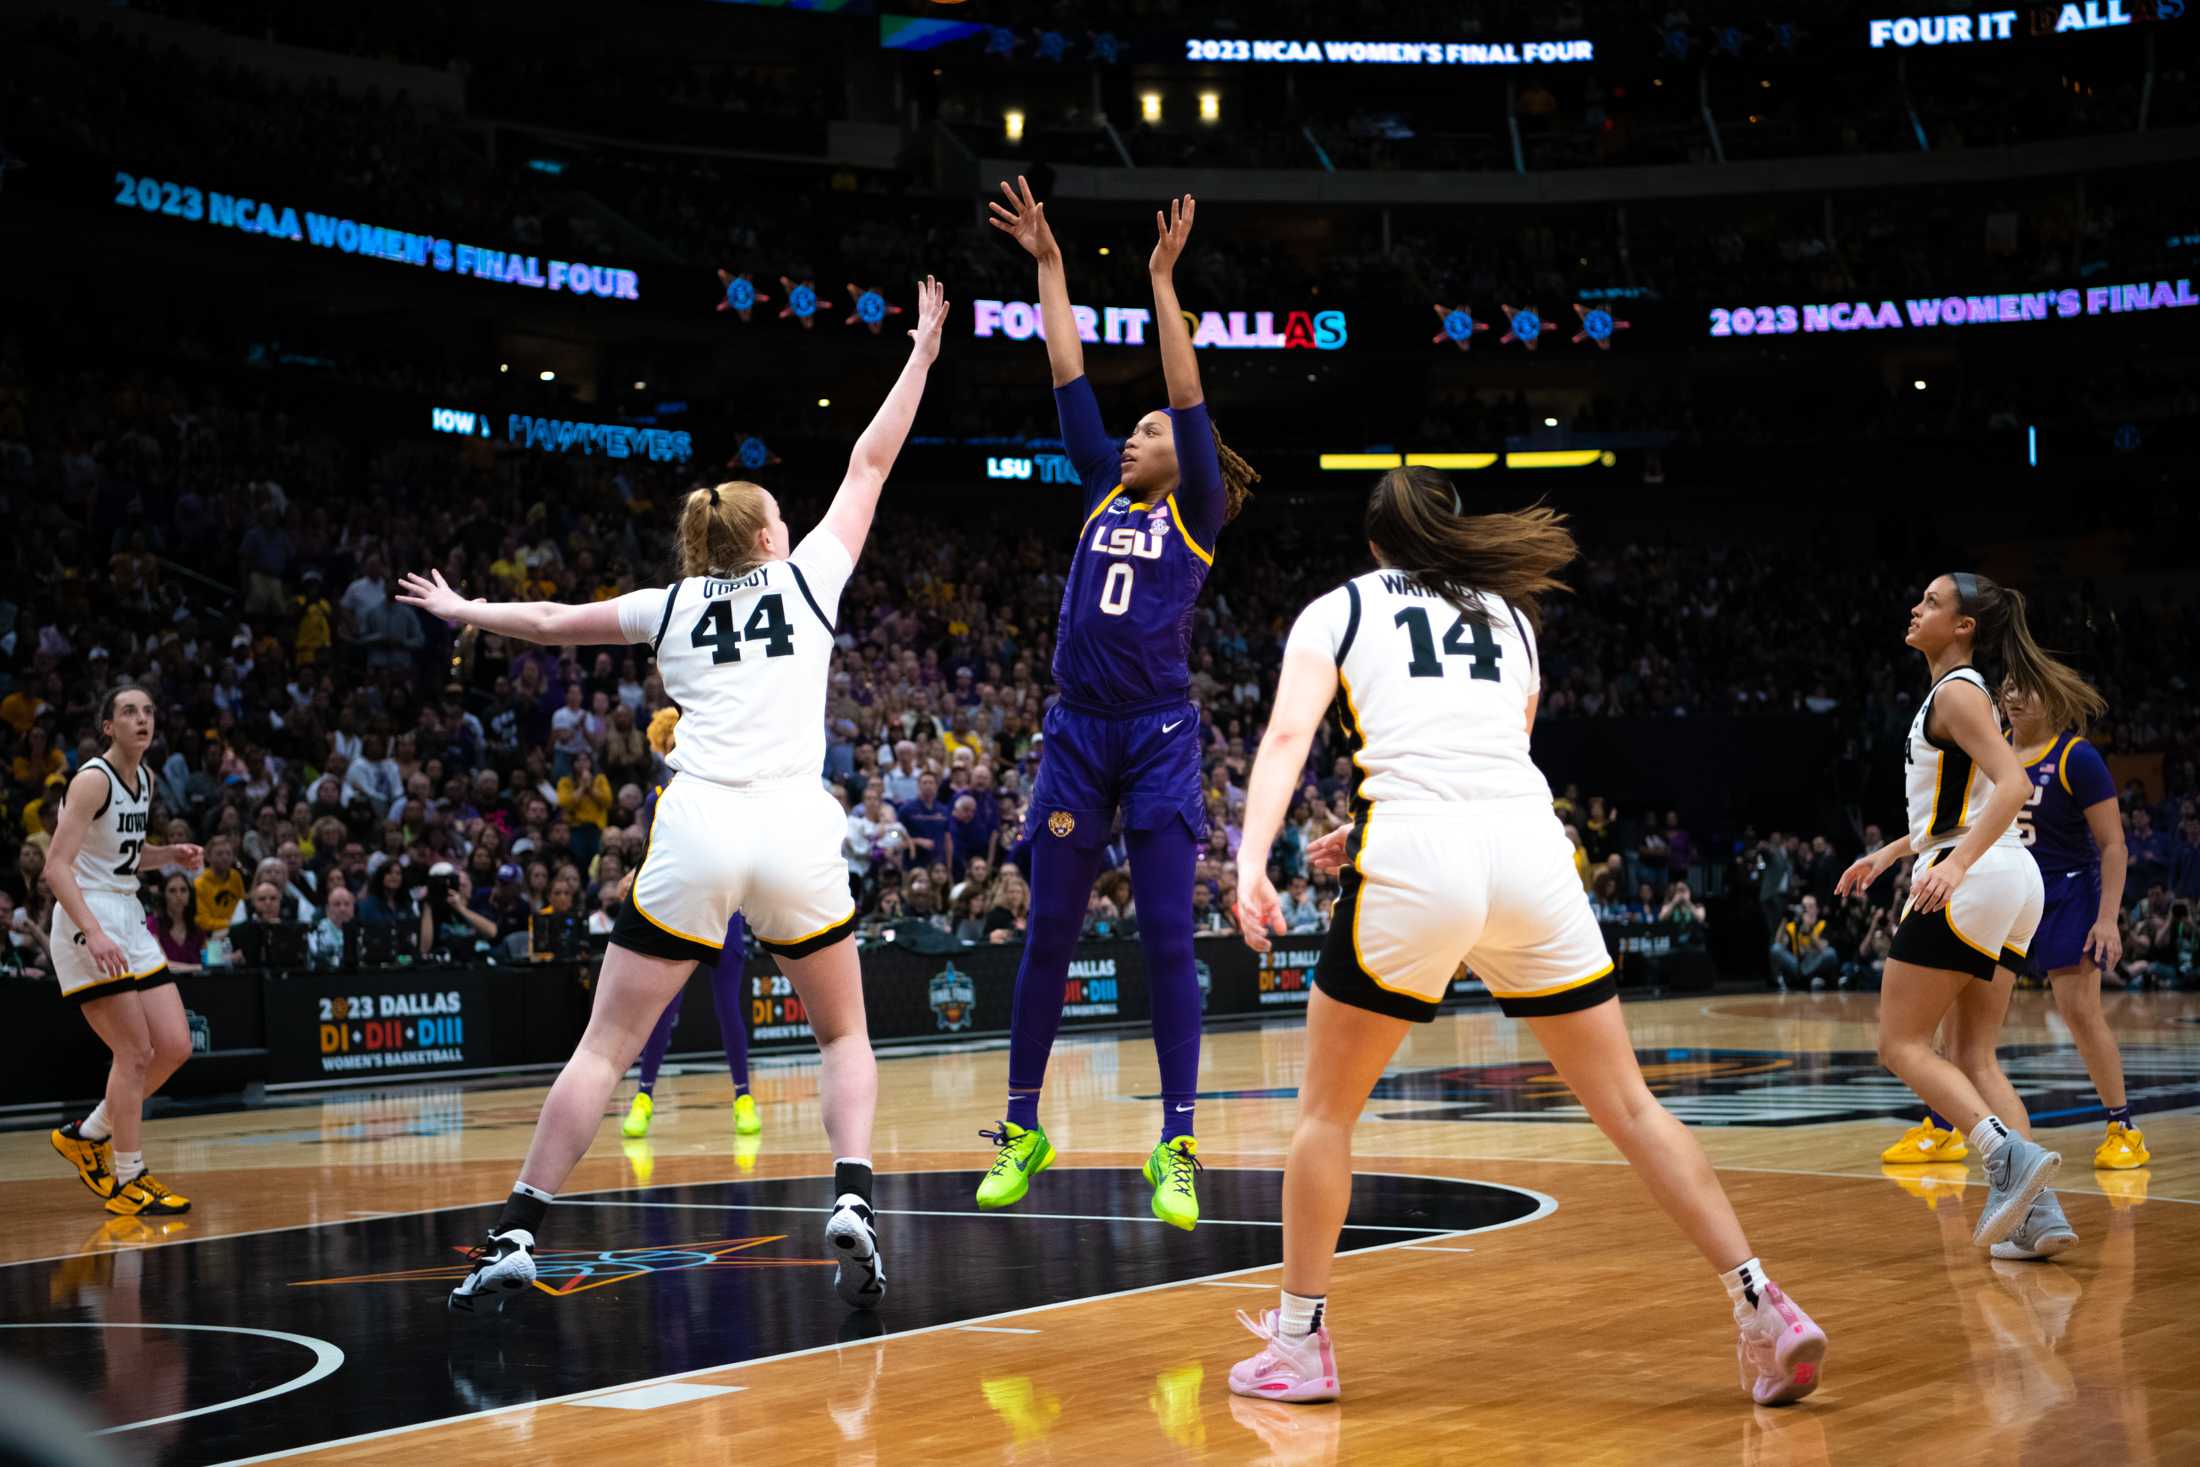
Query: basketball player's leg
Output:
[[1877, 959, 1998, 1131], [137, 981, 193, 1098], [519, 945, 696, 1193], [1126, 814, 1205, 1226], [716, 915, 753, 1098], [1280, 988, 1409, 1301], [1941, 964, 2028, 1134], [772, 935, 874, 1161], [79, 988, 157, 1157], [623, 986, 685, 1137], [2049, 964, 2126, 1111], [773, 933, 885, 1307], [1524, 996, 1751, 1267]]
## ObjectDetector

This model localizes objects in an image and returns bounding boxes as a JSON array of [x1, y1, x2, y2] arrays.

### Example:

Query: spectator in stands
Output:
[[2127, 808, 2173, 894], [308, 884, 358, 970], [193, 835, 246, 934], [358, 859, 416, 929], [347, 734, 402, 818], [549, 684, 597, 779], [899, 770, 950, 868], [1755, 832, 1793, 940], [0, 888, 50, 978], [556, 750, 612, 864], [1659, 880, 1707, 944], [1191, 881, 1232, 935], [253, 856, 317, 924], [986, 872, 1030, 944], [600, 704, 648, 791], [883, 740, 923, 805], [229, 880, 289, 958], [946, 792, 984, 879], [1281, 874, 1323, 934], [1771, 894, 1841, 990]]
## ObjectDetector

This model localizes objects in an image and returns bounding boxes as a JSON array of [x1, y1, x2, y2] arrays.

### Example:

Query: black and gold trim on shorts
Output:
[[609, 895, 723, 964], [1313, 870, 1441, 1024], [755, 909, 858, 959], [1889, 903, 1999, 981], [64, 964, 174, 1006], [1490, 963, 1617, 1018]]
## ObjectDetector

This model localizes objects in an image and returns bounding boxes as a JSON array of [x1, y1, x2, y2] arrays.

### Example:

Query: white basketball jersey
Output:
[[614, 530, 854, 787], [61, 754, 153, 894], [1285, 570, 1551, 805], [1904, 665, 2019, 856]]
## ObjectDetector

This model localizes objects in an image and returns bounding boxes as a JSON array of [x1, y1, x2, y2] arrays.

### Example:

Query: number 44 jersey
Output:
[[613, 530, 854, 787], [1284, 569, 1552, 806]]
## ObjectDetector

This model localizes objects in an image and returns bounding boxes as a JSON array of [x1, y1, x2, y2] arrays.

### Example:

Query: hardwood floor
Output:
[[2, 989, 2194, 1464]]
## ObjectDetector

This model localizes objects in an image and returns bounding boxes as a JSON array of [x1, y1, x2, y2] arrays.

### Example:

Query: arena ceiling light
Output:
[[1004, 109, 1025, 143], [1199, 91, 1220, 123], [1140, 91, 1162, 123]]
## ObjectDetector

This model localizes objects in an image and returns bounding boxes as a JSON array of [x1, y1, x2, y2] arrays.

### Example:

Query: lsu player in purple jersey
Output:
[[2003, 679, 2146, 1169], [978, 179, 1260, 1228]]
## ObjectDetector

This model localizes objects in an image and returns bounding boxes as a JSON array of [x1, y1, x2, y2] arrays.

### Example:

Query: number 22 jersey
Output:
[[613, 530, 854, 787]]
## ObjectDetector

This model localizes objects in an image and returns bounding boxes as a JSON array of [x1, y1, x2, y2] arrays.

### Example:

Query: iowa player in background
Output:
[[2003, 678, 2146, 1169], [980, 180, 1260, 1228]]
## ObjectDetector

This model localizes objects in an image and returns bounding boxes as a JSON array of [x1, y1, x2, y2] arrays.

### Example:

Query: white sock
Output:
[[113, 1149, 144, 1185], [1969, 1116, 2013, 1159], [1720, 1256, 1767, 1315], [1278, 1289, 1326, 1339], [513, 1180, 555, 1203], [81, 1101, 112, 1142]]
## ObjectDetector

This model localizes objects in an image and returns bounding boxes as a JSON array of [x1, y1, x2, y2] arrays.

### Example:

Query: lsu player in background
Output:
[[2002, 677, 2144, 1169], [978, 180, 1259, 1229]]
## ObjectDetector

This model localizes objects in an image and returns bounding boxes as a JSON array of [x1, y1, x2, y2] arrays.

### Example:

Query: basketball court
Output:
[[4, 988, 2195, 1464]]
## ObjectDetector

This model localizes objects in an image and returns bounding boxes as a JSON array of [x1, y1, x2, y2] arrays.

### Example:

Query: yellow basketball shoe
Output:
[[734, 1092, 762, 1136], [1881, 1118, 1968, 1165], [621, 1091, 654, 1139], [51, 1120, 116, 1199], [105, 1173, 189, 1217], [1145, 1136, 1201, 1231], [2094, 1123, 2150, 1170], [976, 1123, 1055, 1210]]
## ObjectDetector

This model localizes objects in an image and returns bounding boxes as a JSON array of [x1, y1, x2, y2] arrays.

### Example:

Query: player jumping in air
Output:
[[978, 180, 1259, 1229]]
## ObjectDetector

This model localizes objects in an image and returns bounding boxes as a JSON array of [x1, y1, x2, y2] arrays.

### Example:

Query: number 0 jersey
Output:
[[57, 754, 153, 894], [613, 530, 853, 787], [1285, 570, 1550, 806], [1903, 665, 2022, 858]]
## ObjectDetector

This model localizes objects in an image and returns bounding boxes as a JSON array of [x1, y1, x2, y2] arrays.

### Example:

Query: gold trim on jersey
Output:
[[1165, 494, 1215, 567], [1929, 750, 1976, 838], [1901, 852, 1998, 962], [2057, 737, 2085, 797], [2014, 739, 2057, 768]]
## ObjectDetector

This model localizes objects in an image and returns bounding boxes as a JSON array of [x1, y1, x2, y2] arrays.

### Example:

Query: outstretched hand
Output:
[[987, 176, 1060, 261], [907, 275, 949, 364], [395, 569, 482, 626], [1235, 867, 1285, 954], [1149, 194, 1196, 276]]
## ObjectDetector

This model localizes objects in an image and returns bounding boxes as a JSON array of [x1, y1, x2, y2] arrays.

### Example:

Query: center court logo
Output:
[[930, 963, 976, 1032], [295, 1236, 830, 1298]]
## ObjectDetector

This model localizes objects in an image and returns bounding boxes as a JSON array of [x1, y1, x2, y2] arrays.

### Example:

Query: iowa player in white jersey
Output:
[[1838, 572, 2102, 1258], [404, 277, 949, 1313], [1226, 470, 1825, 1408], [46, 684, 204, 1218]]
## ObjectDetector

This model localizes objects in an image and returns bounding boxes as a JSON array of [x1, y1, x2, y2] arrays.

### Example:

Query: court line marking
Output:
[[1196, 1280, 1274, 1289], [0, 1323, 344, 1435], [567, 1382, 745, 1410], [551, 1199, 1447, 1234], [1401, 1244, 1476, 1253], [956, 1325, 1042, 1334], [206, 1171, 1557, 1465]]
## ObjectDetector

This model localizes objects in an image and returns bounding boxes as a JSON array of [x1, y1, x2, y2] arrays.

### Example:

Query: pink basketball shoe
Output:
[[1227, 1309, 1342, 1404], [1735, 1282, 1827, 1406]]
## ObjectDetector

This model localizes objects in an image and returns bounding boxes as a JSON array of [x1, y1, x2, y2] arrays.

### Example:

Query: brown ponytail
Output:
[[1364, 467, 1576, 634], [1212, 424, 1260, 524], [1947, 571, 2105, 735], [675, 482, 772, 579]]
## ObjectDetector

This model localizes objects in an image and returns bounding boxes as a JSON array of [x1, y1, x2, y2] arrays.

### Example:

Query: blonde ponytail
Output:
[[675, 482, 772, 579]]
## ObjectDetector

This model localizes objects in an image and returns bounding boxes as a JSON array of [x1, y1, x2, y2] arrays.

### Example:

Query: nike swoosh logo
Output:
[[1162, 720, 1184, 733], [1175, 1104, 1194, 1112]]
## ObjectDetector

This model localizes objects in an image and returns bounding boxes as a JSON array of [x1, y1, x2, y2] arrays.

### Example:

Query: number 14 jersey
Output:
[[613, 530, 853, 787], [1285, 570, 1551, 806]]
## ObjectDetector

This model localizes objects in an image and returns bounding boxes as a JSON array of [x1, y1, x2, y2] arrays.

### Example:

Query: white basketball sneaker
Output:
[[448, 1229, 537, 1313], [826, 1195, 885, 1310]]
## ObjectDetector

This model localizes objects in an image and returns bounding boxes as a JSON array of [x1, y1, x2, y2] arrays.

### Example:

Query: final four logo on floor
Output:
[[930, 963, 976, 1032]]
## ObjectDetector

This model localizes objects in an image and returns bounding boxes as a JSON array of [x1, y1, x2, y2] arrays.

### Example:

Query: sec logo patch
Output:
[[1048, 810, 1076, 838]]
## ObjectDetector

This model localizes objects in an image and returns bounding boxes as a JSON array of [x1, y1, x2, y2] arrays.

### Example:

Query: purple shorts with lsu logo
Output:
[[1028, 696, 1207, 849], [2026, 865, 2101, 976]]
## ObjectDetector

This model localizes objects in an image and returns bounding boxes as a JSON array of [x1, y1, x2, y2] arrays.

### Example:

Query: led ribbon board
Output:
[[430, 407, 692, 462], [973, 300, 1346, 349], [1181, 37, 1594, 64], [1707, 279, 2197, 335], [112, 169, 640, 300]]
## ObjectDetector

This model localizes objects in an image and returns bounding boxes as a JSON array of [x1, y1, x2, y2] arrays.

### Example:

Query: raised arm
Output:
[[394, 573, 628, 647], [1147, 195, 1204, 410], [988, 176, 1084, 388], [816, 275, 948, 564]]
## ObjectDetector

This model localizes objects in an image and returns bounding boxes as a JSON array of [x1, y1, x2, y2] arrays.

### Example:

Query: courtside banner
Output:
[[265, 971, 502, 1083]]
